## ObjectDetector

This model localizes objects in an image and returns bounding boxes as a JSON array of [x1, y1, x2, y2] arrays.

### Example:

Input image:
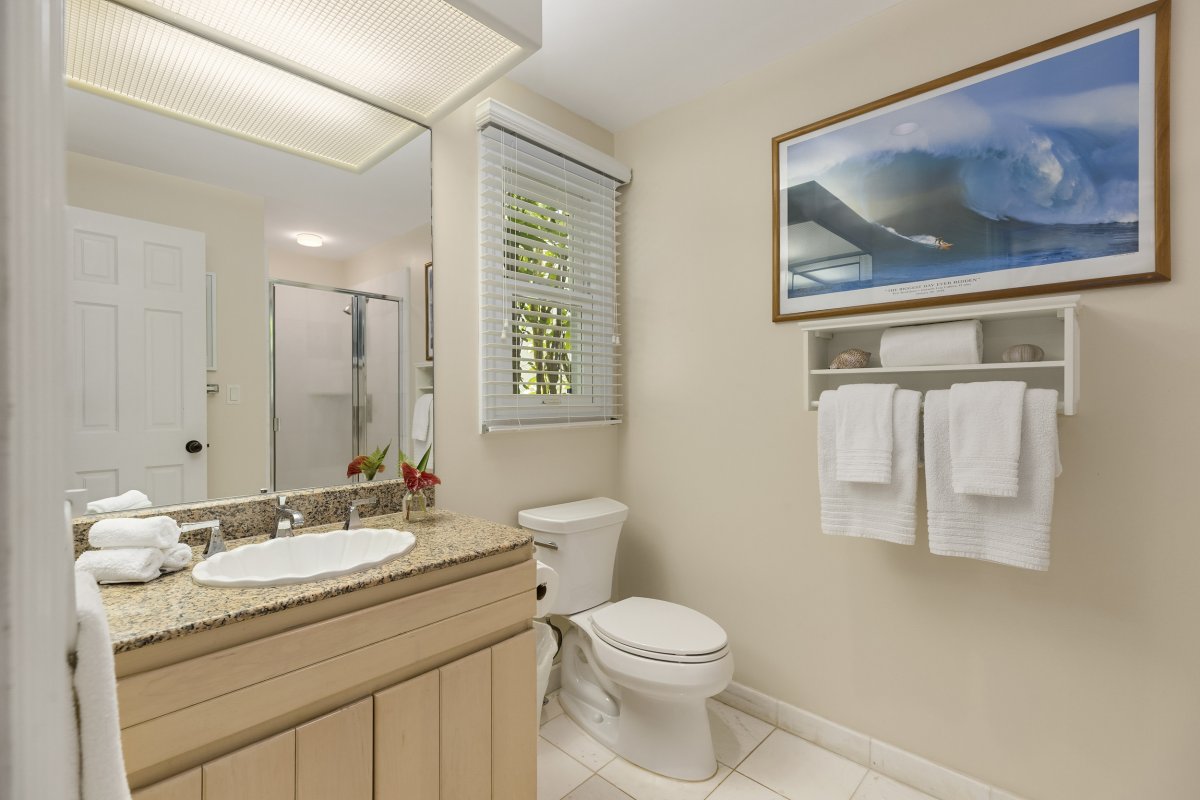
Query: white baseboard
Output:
[[716, 682, 1029, 800]]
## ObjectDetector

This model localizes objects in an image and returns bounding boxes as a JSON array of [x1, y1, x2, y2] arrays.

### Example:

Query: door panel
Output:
[[202, 730, 295, 800], [374, 671, 439, 800], [67, 207, 208, 507], [439, 649, 491, 799], [491, 630, 537, 800], [296, 698, 373, 800], [132, 768, 201, 800]]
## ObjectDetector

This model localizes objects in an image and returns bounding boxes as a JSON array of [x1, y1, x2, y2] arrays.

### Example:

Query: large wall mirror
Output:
[[64, 86, 433, 513]]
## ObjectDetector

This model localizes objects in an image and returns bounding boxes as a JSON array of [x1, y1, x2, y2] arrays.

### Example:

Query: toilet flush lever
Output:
[[533, 540, 558, 550]]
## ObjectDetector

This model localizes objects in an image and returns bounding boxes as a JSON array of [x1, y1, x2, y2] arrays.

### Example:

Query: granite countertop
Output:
[[98, 509, 531, 654]]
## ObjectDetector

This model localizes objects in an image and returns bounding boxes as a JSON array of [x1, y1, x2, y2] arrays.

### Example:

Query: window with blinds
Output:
[[480, 124, 622, 431]]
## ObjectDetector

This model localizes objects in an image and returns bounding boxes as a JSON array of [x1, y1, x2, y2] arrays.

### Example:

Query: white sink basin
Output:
[[191, 528, 417, 588]]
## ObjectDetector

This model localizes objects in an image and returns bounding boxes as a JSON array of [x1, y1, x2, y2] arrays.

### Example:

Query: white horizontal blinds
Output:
[[480, 125, 621, 431]]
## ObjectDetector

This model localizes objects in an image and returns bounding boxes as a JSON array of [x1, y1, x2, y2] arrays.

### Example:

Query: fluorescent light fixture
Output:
[[296, 233, 324, 247], [66, 0, 421, 171]]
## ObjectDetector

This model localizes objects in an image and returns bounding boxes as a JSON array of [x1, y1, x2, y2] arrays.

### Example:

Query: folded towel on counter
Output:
[[950, 381, 1026, 497], [75, 548, 165, 584], [160, 542, 194, 573], [834, 383, 898, 484], [925, 389, 1062, 571], [819, 388, 920, 545], [88, 515, 180, 549], [880, 319, 983, 367], [85, 490, 152, 515], [73, 571, 133, 800]]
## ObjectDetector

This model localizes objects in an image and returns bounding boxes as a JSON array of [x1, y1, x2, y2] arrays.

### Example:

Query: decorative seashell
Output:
[[1002, 344, 1045, 363], [829, 348, 871, 369]]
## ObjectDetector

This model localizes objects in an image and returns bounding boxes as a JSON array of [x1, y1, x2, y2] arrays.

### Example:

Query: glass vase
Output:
[[404, 490, 428, 522]]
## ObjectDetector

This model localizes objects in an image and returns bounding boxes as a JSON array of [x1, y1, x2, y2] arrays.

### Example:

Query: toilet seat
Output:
[[589, 597, 729, 664]]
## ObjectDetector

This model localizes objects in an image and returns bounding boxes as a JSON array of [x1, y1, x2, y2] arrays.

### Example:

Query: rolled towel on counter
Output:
[[85, 489, 152, 515], [76, 548, 165, 584], [160, 542, 194, 573], [879, 319, 983, 367], [819, 388, 920, 545], [834, 383, 898, 484], [88, 515, 180, 549], [950, 381, 1026, 497]]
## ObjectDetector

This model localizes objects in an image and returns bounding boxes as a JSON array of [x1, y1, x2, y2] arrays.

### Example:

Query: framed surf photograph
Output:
[[772, 1, 1170, 322]]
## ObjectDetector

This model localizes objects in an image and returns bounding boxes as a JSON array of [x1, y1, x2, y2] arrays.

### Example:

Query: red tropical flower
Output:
[[346, 455, 367, 477]]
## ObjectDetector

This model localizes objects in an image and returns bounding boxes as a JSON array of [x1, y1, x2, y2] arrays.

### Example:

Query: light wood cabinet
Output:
[[118, 553, 536, 799]]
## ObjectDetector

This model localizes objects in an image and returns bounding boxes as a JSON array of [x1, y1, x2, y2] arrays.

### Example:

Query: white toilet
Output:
[[520, 497, 734, 781]]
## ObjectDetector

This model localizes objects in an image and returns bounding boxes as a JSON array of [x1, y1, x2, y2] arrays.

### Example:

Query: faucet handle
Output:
[[344, 496, 378, 530], [181, 519, 224, 559]]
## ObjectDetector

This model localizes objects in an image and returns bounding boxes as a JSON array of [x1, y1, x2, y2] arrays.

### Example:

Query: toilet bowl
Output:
[[519, 498, 734, 781]]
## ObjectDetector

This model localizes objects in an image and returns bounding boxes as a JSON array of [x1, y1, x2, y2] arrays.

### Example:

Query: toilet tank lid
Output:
[[518, 497, 628, 534]]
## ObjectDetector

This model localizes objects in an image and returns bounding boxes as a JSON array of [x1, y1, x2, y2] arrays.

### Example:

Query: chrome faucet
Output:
[[344, 496, 377, 530], [273, 495, 305, 539], [181, 519, 224, 559]]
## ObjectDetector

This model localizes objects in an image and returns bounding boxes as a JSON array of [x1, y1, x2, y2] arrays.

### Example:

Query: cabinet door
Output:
[[296, 698, 373, 800], [491, 630, 536, 800], [132, 768, 201, 800], [203, 730, 295, 800], [374, 671, 439, 800], [439, 649, 491, 799]]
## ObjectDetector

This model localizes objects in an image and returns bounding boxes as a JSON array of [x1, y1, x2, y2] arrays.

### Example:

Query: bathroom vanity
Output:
[[99, 510, 536, 799]]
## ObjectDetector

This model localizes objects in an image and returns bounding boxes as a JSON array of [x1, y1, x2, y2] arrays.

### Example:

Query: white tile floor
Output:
[[538, 693, 939, 800]]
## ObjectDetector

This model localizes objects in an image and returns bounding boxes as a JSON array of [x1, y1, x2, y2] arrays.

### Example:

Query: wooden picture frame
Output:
[[424, 261, 434, 362], [772, 0, 1170, 322]]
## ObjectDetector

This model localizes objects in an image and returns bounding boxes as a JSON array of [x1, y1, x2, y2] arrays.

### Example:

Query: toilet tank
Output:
[[518, 497, 628, 615]]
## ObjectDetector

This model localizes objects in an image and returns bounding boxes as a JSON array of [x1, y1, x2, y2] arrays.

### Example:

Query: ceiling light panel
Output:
[[67, 0, 419, 171], [127, 0, 522, 118]]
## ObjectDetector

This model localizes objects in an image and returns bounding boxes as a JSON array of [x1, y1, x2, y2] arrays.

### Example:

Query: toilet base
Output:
[[560, 628, 721, 782]]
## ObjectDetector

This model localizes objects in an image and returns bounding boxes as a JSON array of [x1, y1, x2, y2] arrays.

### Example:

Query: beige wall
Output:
[[431, 78, 620, 522], [612, 1, 1199, 798], [268, 247, 349, 287], [67, 152, 269, 499]]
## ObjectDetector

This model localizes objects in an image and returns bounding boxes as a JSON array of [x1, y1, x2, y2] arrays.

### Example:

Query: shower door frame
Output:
[[268, 279, 406, 492]]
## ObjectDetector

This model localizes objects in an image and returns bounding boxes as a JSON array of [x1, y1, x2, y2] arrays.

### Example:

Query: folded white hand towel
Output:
[[834, 383, 898, 483], [160, 542, 194, 573], [73, 571, 133, 800], [86, 490, 152, 515], [819, 388, 920, 545], [925, 389, 1061, 571], [75, 548, 165, 584], [880, 319, 983, 367], [88, 515, 180, 549], [950, 381, 1026, 497], [412, 392, 434, 441]]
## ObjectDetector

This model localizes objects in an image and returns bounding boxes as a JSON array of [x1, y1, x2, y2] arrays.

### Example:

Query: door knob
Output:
[[185, 440, 204, 454]]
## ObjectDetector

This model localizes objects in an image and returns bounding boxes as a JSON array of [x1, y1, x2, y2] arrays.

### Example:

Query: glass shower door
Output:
[[272, 282, 404, 492]]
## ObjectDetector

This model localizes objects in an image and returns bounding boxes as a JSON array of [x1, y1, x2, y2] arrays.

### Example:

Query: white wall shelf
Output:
[[802, 294, 1080, 415]]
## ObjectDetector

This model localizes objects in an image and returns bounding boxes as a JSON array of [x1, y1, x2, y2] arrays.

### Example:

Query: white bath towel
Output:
[[160, 542, 194, 573], [88, 515, 180, 549], [819, 388, 920, 545], [75, 548, 165, 584], [950, 381, 1026, 497], [412, 391, 434, 441], [879, 319, 983, 367], [834, 383, 898, 484], [925, 389, 1061, 571], [73, 571, 133, 800], [86, 490, 152, 515]]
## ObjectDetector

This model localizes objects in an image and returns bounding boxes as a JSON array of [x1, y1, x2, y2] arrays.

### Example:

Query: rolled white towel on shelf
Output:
[[818, 388, 920, 545], [88, 515, 180, 549], [925, 388, 1062, 571], [85, 490, 152, 515], [950, 381, 1026, 497], [76, 548, 166, 584], [160, 542, 194, 573], [879, 319, 983, 367], [834, 383, 898, 483]]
